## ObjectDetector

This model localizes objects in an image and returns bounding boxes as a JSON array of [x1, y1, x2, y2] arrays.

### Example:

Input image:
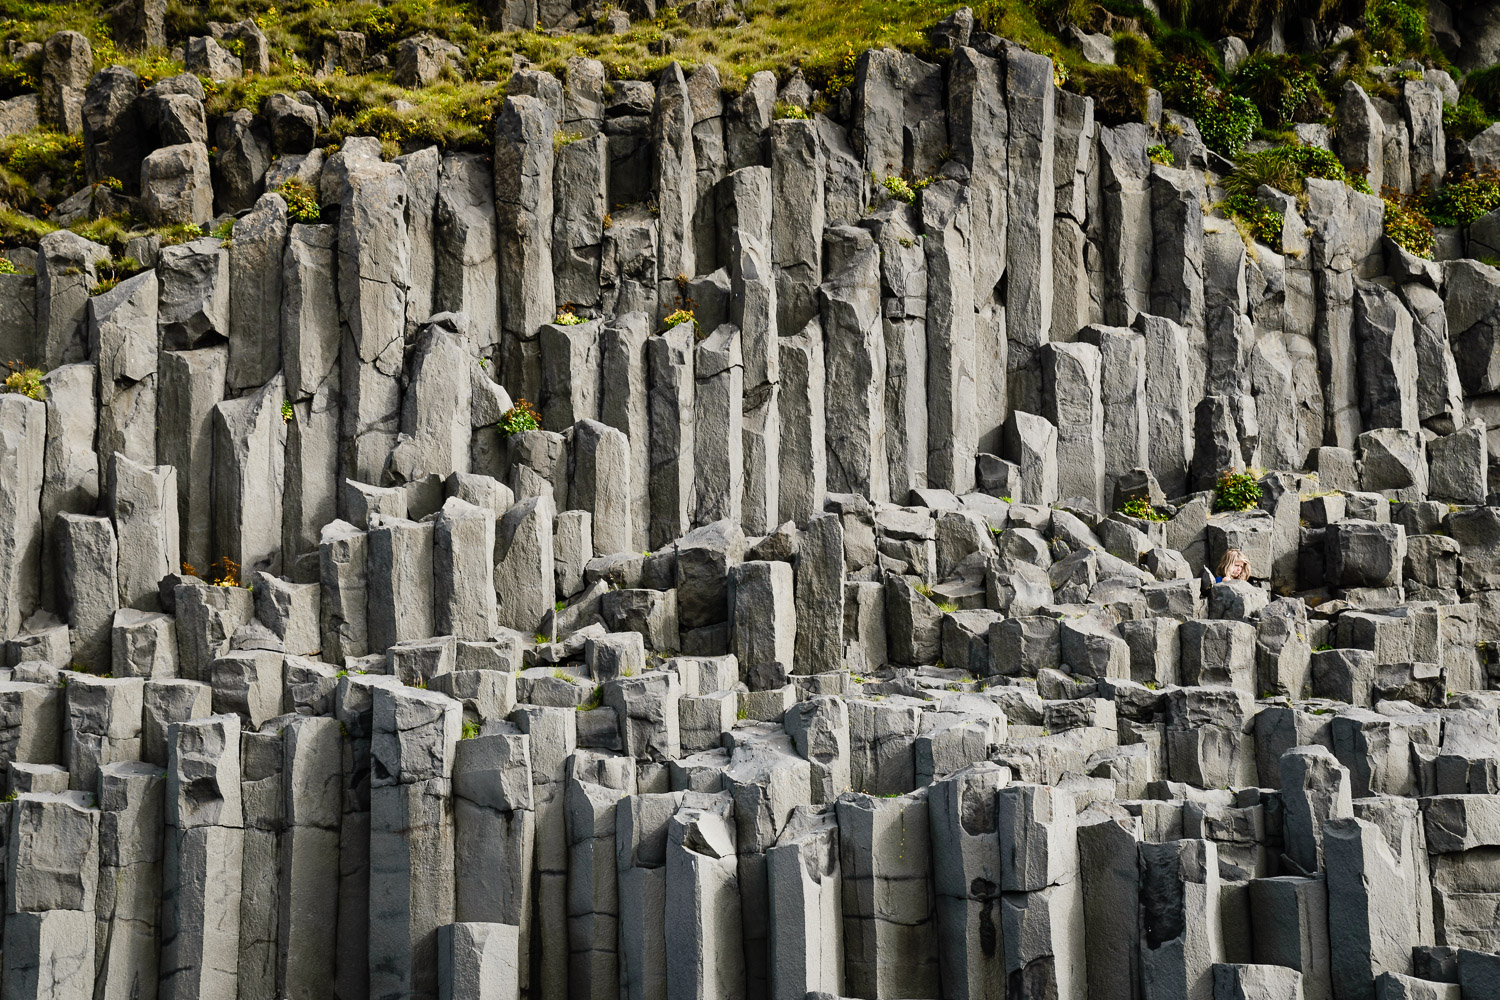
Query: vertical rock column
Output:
[[1139, 838, 1223, 1000], [158, 346, 228, 576], [0, 393, 45, 640], [924, 178, 978, 495], [495, 95, 556, 403], [599, 313, 651, 553], [108, 451, 179, 612], [665, 790, 744, 1000], [767, 804, 844, 1000], [647, 322, 695, 548], [212, 374, 286, 579], [565, 752, 634, 1000], [95, 761, 166, 1000], [454, 729, 535, 994], [4, 791, 100, 1000], [369, 686, 460, 1000], [511, 705, 576, 999], [39, 363, 97, 616], [90, 270, 158, 466], [239, 728, 284, 1000], [838, 788, 941, 997], [653, 64, 696, 321], [820, 227, 888, 503], [929, 762, 1008, 999], [1002, 43, 1055, 412], [282, 222, 341, 570], [161, 714, 244, 1000], [998, 783, 1086, 999], [279, 714, 342, 1000], [338, 151, 410, 483], [616, 790, 685, 1000]]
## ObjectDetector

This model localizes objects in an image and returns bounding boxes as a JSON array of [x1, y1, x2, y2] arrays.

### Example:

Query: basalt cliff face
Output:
[[3, 11, 1500, 1000]]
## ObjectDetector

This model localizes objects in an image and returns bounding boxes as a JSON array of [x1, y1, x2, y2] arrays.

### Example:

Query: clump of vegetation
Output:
[[281, 399, 294, 424], [89, 255, 146, 297], [1221, 193, 1285, 248], [1147, 143, 1175, 166], [882, 174, 918, 204], [553, 307, 586, 326], [498, 398, 542, 436], [276, 178, 321, 223], [2, 362, 46, 401], [211, 218, 236, 245], [208, 557, 242, 588], [460, 718, 481, 740], [1118, 496, 1169, 521], [0, 127, 86, 207], [1224, 144, 1372, 198], [1382, 190, 1435, 258], [773, 100, 808, 119], [1444, 94, 1494, 143], [553, 129, 585, 152], [1424, 166, 1500, 226], [0, 257, 16, 274], [1158, 60, 1261, 157], [662, 307, 696, 331], [1231, 53, 1326, 127], [1213, 470, 1264, 513]]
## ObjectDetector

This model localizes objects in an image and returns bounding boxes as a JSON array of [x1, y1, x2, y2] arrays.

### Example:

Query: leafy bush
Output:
[[2, 363, 45, 401], [1213, 470, 1264, 512], [280, 399, 294, 424], [1383, 192, 1434, 258], [1365, 0, 1431, 60], [882, 175, 917, 204], [1118, 496, 1169, 521], [1068, 63, 1152, 125], [1425, 166, 1500, 226], [554, 308, 586, 326], [0, 128, 86, 203], [662, 307, 696, 330], [1444, 94, 1495, 143], [460, 719, 481, 740], [276, 178, 320, 223], [1231, 53, 1327, 127], [1148, 142, 1175, 165], [1222, 192, 1285, 248], [498, 398, 542, 436], [773, 100, 808, 119], [1224, 144, 1372, 198], [1158, 61, 1260, 156], [0, 257, 16, 275]]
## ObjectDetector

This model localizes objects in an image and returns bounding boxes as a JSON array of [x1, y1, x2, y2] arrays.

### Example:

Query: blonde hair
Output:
[[1217, 548, 1250, 581]]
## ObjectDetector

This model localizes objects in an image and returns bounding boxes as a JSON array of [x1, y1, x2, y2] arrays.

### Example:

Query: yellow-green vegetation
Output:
[[89, 254, 146, 296], [498, 397, 541, 436], [276, 178, 321, 223], [0, 256, 17, 274], [881, 174, 919, 203], [1224, 143, 1373, 198], [1146, 142, 1174, 165], [460, 718, 481, 739], [1424, 165, 1500, 226], [1117, 495, 1169, 521], [2, 362, 46, 400], [662, 307, 696, 330], [1212, 469, 1263, 512], [1220, 192, 1284, 249], [1382, 191, 1435, 258], [773, 100, 808, 119], [0, 127, 86, 208], [553, 307, 587, 326], [280, 399, 294, 423]]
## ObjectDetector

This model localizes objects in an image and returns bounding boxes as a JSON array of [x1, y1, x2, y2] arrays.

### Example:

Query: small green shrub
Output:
[[1444, 94, 1494, 143], [1383, 192, 1435, 258], [553, 308, 586, 326], [773, 100, 808, 120], [935, 600, 959, 613], [662, 307, 696, 331], [1118, 496, 1169, 521], [1158, 61, 1260, 157], [0, 257, 15, 275], [280, 399, 294, 424], [1147, 143, 1175, 165], [552, 129, 585, 152], [498, 398, 542, 436], [2, 363, 46, 401], [276, 178, 321, 223], [882, 174, 917, 204], [460, 719, 481, 740], [1224, 145, 1371, 198], [1222, 193, 1285, 248], [1213, 470, 1264, 513], [1425, 166, 1500, 226], [1365, 0, 1431, 60], [1231, 53, 1326, 127], [211, 218, 235, 244]]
